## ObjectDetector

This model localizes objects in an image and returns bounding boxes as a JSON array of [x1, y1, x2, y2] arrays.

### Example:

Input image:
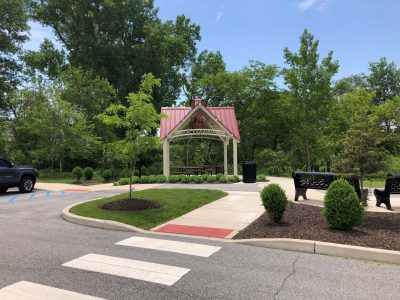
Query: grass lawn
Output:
[[363, 178, 385, 188], [37, 171, 105, 185], [70, 189, 228, 230]]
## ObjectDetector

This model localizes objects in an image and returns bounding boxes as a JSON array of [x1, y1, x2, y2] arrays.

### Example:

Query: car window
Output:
[[0, 159, 10, 167]]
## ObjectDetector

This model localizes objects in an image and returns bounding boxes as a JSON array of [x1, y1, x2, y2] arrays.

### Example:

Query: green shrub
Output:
[[257, 174, 266, 182], [181, 176, 190, 183], [323, 179, 365, 230], [207, 175, 216, 183], [83, 167, 94, 180], [156, 175, 166, 183], [72, 167, 83, 182], [194, 175, 204, 184], [148, 175, 158, 183], [260, 184, 289, 223], [139, 176, 149, 183], [113, 181, 118, 186], [131, 176, 140, 184], [201, 174, 208, 181], [168, 175, 180, 183], [118, 177, 129, 185], [228, 176, 236, 183], [233, 175, 240, 182], [218, 175, 228, 183], [215, 173, 224, 181], [102, 169, 112, 182], [189, 175, 196, 182]]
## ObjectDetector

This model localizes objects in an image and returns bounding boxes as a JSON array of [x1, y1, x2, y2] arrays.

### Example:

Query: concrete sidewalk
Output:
[[152, 190, 264, 239], [35, 182, 161, 192]]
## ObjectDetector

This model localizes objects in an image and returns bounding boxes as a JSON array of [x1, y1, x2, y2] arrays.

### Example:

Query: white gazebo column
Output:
[[163, 139, 170, 177], [233, 139, 238, 176], [223, 139, 228, 176]]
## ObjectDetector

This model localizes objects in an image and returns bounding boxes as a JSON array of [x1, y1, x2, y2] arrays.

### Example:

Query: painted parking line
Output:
[[0, 208, 8, 213], [63, 254, 190, 286], [116, 236, 221, 257], [0, 281, 104, 299], [46, 191, 52, 197], [26, 192, 37, 200], [60, 191, 66, 196], [8, 195, 17, 203]]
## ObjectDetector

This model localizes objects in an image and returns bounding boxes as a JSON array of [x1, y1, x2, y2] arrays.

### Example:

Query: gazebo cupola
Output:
[[160, 98, 240, 176]]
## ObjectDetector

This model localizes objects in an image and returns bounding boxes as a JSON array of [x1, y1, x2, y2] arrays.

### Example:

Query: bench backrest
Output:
[[384, 174, 400, 195], [292, 171, 361, 197]]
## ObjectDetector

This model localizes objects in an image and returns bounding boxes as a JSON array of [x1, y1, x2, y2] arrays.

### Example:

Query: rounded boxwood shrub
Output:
[[207, 175, 216, 183], [215, 173, 224, 181], [102, 169, 112, 182], [233, 175, 240, 182], [194, 175, 204, 184], [189, 175, 196, 182], [72, 167, 83, 182], [118, 177, 129, 185], [168, 175, 180, 183], [139, 176, 149, 183], [260, 184, 289, 223], [83, 167, 94, 180], [218, 175, 228, 183], [181, 176, 190, 183], [148, 175, 158, 183], [156, 175, 166, 183], [131, 176, 140, 184], [201, 174, 208, 181], [228, 176, 236, 183], [323, 179, 365, 230]]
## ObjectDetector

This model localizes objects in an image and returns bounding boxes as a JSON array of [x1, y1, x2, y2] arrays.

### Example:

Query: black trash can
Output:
[[242, 161, 256, 183]]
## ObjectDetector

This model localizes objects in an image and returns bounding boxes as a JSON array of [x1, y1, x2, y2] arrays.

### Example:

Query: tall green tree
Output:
[[282, 29, 339, 169], [332, 89, 389, 204], [31, 0, 201, 109], [368, 57, 400, 105], [98, 73, 162, 197], [0, 0, 29, 112]]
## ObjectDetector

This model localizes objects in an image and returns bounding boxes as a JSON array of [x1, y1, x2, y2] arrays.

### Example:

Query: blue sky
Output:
[[25, 0, 400, 82]]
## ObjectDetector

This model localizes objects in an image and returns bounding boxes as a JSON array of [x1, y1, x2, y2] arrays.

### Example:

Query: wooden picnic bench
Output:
[[374, 174, 400, 211], [292, 171, 362, 201]]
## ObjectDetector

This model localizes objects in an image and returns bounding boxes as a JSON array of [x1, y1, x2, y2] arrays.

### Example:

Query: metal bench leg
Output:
[[295, 188, 308, 201]]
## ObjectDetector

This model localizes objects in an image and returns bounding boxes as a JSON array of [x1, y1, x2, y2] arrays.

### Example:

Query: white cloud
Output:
[[296, 0, 329, 12], [213, 5, 224, 26]]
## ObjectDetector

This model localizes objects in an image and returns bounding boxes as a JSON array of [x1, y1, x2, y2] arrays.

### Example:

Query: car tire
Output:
[[0, 187, 8, 193], [19, 176, 35, 193]]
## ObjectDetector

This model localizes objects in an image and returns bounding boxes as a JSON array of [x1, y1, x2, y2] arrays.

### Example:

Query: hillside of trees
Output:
[[1, 0, 400, 178]]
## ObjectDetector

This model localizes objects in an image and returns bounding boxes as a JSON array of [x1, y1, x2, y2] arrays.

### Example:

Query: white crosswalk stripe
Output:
[[0, 281, 104, 300], [116, 236, 221, 257], [62, 254, 190, 286]]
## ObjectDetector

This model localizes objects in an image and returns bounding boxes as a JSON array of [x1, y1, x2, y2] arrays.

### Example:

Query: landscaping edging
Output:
[[63, 200, 400, 266]]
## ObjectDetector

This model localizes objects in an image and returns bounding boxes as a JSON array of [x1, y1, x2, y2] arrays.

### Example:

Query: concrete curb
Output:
[[234, 238, 400, 265], [63, 201, 400, 266]]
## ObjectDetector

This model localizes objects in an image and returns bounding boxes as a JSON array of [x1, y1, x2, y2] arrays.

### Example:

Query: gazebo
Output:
[[160, 98, 241, 176]]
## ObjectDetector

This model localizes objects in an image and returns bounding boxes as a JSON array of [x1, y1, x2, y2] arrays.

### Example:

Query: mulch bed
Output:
[[233, 203, 400, 251], [101, 198, 162, 211]]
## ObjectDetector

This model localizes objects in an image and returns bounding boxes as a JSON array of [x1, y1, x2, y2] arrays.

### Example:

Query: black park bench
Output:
[[374, 174, 400, 211], [292, 171, 361, 201]]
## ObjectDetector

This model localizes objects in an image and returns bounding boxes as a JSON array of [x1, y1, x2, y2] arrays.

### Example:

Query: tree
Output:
[[98, 73, 162, 199], [332, 89, 389, 204], [368, 57, 400, 105], [282, 29, 339, 170], [0, 0, 29, 113], [184, 50, 226, 102], [22, 38, 67, 80], [31, 0, 201, 109]]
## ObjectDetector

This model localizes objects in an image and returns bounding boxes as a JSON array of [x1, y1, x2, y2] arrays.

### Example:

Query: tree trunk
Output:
[[305, 136, 311, 171], [59, 155, 63, 173]]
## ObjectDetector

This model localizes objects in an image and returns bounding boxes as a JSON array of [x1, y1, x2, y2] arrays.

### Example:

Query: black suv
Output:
[[0, 157, 38, 193]]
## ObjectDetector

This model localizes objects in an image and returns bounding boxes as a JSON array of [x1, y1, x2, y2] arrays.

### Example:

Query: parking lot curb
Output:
[[63, 201, 400, 265]]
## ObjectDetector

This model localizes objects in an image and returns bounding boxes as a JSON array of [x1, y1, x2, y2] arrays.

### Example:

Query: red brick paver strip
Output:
[[155, 224, 234, 238]]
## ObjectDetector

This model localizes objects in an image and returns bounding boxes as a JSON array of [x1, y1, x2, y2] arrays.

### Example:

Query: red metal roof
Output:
[[160, 106, 241, 141]]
